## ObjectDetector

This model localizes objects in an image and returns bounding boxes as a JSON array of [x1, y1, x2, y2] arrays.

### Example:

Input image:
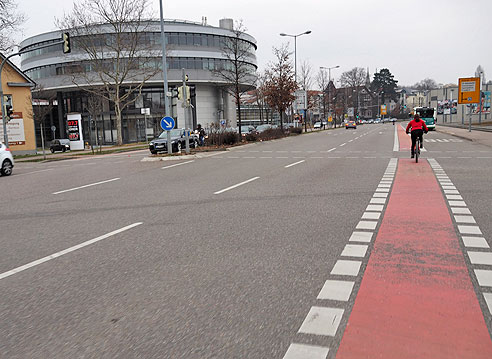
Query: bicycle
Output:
[[414, 136, 421, 163]]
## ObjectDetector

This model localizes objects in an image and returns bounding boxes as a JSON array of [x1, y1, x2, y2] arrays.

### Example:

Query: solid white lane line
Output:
[[53, 178, 120, 195], [162, 160, 194, 169], [214, 176, 260, 195], [393, 123, 399, 151], [0, 223, 143, 280], [285, 160, 305, 168]]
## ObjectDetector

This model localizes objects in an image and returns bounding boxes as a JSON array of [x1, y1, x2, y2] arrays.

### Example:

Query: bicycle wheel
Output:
[[415, 139, 419, 163]]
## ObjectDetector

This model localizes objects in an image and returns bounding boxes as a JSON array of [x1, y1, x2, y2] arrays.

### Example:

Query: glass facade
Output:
[[25, 57, 256, 80], [21, 31, 256, 62]]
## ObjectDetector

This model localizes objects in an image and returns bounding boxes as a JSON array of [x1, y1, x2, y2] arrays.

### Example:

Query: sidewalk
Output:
[[437, 126, 492, 148], [14, 143, 149, 162]]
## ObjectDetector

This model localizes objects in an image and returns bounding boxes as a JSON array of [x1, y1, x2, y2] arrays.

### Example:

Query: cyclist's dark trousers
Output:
[[411, 129, 424, 155]]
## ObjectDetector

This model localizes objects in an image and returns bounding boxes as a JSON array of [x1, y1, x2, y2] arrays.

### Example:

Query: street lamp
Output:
[[279, 30, 312, 83], [320, 65, 340, 83]]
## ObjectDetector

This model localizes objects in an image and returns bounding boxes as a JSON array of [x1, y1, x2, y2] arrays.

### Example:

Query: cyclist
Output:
[[406, 114, 428, 158]]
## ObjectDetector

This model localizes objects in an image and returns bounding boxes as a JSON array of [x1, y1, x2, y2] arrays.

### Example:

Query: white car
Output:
[[0, 142, 14, 176], [313, 121, 322, 129]]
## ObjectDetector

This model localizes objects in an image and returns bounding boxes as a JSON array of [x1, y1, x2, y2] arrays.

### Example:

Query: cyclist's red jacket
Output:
[[406, 119, 428, 133]]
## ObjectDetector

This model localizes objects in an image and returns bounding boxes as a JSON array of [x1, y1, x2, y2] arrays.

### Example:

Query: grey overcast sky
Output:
[[16, 0, 492, 87]]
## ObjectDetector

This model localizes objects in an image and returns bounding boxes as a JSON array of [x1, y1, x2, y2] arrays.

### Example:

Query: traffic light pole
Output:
[[1, 40, 65, 146]]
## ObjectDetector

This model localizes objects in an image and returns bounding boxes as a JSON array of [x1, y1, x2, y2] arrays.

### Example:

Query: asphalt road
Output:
[[1, 123, 491, 358]]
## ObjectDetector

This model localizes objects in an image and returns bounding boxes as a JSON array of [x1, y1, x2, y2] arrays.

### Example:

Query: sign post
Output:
[[160, 116, 175, 154], [140, 108, 150, 143], [458, 77, 480, 132]]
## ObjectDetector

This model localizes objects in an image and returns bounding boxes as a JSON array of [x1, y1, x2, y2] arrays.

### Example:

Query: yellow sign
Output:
[[381, 105, 387, 115], [328, 116, 333, 122], [458, 77, 480, 104]]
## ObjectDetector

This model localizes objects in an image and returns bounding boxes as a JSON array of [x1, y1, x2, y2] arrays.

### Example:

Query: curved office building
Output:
[[20, 18, 257, 143]]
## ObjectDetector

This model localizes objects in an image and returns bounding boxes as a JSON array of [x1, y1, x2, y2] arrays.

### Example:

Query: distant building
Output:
[[0, 54, 36, 154], [20, 18, 257, 144]]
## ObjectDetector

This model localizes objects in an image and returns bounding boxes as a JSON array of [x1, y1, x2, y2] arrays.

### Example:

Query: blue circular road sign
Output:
[[160, 116, 175, 131]]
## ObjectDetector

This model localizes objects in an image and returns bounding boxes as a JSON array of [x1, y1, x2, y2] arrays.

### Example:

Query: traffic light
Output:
[[5, 105, 13, 120], [62, 32, 71, 54], [177, 86, 183, 100], [177, 86, 191, 105]]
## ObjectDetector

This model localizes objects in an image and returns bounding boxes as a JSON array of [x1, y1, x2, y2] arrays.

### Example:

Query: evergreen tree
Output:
[[371, 68, 398, 103]]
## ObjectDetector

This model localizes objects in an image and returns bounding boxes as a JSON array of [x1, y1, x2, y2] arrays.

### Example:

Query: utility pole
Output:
[[182, 68, 190, 154], [159, 0, 172, 155]]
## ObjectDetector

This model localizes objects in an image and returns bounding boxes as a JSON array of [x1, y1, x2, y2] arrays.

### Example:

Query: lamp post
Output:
[[279, 30, 312, 83], [320, 65, 340, 83]]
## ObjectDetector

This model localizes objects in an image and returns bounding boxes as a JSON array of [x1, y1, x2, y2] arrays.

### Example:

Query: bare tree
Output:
[[58, 0, 160, 145], [212, 20, 256, 141], [414, 78, 438, 91], [0, 0, 25, 52], [83, 90, 105, 153], [298, 60, 313, 91], [263, 44, 297, 131], [29, 86, 57, 159], [340, 67, 366, 117]]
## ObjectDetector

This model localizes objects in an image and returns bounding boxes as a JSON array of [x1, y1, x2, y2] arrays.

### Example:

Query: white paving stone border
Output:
[[427, 158, 492, 321], [283, 158, 398, 359]]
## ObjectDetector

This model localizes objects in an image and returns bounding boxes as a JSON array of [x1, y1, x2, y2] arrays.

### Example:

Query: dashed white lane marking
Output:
[[454, 215, 476, 223], [428, 158, 492, 326], [0, 223, 143, 280], [468, 252, 492, 265], [283, 158, 396, 358], [349, 231, 373, 242], [340, 143, 346, 147], [462, 237, 489, 248], [362, 212, 381, 219], [161, 160, 194, 169], [341, 244, 368, 257], [474, 270, 492, 286], [298, 307, 344, 336], [213, 176, 260, 195], [285, 160, 305, 168], [484, 293, 492, 315], [52, 178, 120, 195], [331, 260, 362, 276], [317, 280, 355, 301], [356, 221, 378, 230], [458, 225, 482, 235], [283, 343, 329, 359]]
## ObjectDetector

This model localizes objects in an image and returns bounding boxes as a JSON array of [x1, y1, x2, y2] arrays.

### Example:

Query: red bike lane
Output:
[[336, 155, 492, 357]]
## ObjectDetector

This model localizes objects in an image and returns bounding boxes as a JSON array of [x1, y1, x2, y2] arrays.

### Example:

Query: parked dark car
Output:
[[149, 129, 199, 154], [50, 139, 70, 153]]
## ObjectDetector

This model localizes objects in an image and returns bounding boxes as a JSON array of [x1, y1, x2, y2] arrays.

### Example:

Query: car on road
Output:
[[0, 142, 14, 176], [345, 120, 357, 129], [313, 121, 322, 129], [149, 129, 199, 154], [50, 139, 71, 153]]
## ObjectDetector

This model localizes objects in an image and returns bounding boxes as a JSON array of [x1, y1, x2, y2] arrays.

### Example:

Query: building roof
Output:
[[0, 53, 35, 85]]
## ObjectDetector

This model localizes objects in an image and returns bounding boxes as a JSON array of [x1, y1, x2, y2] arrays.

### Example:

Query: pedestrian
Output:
[[197, 124, 205, 146]]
